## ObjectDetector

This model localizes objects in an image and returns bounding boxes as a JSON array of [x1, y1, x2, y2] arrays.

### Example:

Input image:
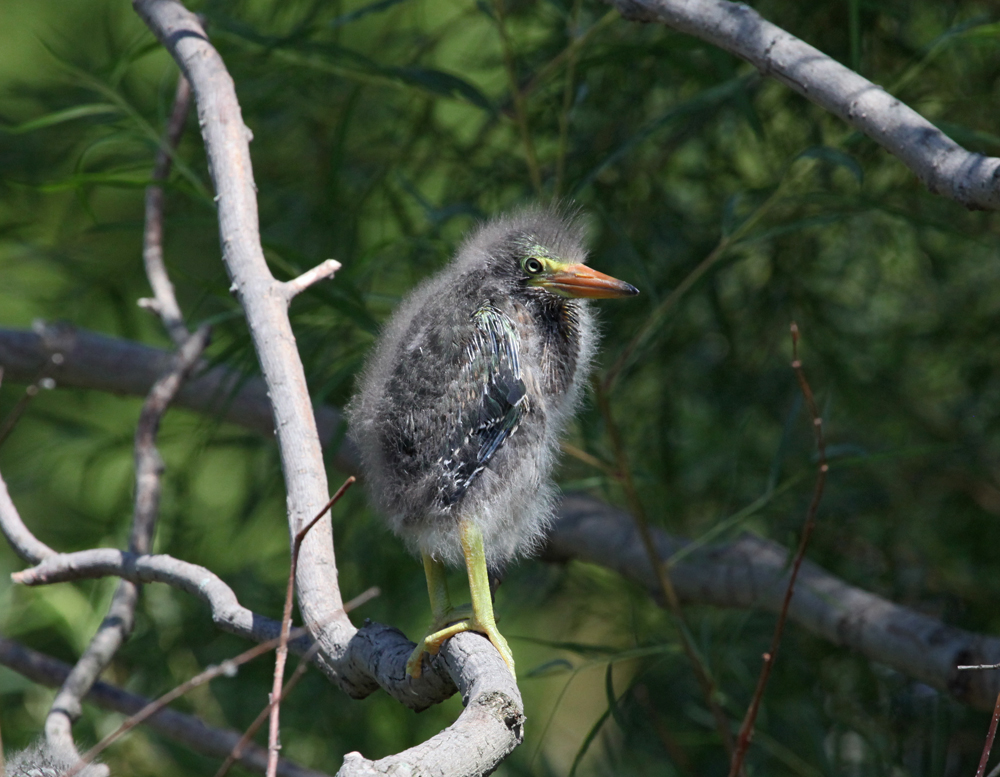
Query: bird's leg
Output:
[[406, 552, 470, 677], [459, 519, 516, 676], [404, 522, 516, 679]]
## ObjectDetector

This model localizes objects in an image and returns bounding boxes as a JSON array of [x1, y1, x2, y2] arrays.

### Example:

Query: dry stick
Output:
[[139, 73, 193, 347], [976, 692, 1000, 777], [0, 367, 55, 448], [594, 386, 737, 758], [266, 477, 356, 777], [727, 322, 829, 777]]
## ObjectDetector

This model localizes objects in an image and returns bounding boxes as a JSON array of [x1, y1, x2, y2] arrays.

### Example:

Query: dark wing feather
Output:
[[438, 303, 526, 507]]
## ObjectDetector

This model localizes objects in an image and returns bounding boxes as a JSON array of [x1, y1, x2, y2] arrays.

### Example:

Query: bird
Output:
[[347, 207, 638, 679]]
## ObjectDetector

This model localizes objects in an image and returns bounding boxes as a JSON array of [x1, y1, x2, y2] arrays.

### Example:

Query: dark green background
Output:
[[2, 0, 1000, 774]]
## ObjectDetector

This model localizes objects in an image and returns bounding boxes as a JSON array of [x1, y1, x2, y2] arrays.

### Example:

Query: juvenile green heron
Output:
[[348, 208, 638, 678]]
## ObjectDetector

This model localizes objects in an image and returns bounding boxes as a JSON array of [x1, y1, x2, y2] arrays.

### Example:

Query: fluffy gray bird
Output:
[[348, 207, 637, 678]]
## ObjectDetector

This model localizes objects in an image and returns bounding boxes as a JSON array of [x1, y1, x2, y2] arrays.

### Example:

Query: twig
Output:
[[220, 647, 322, 777], [282, 259, 342, 301], [138, 74, 193, 347], [978, 691, 1000, 777], [267, 477, 355, 777], [0, 373, 54, 448], [727, 322, 829, 777], [45, 327, 209, 773], [961, 664, 1000, 671]]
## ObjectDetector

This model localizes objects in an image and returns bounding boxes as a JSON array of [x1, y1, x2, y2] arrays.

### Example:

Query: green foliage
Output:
[[2, 0, 1000, 774]]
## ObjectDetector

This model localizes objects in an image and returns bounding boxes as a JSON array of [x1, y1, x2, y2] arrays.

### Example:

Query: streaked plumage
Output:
[[348, 207, 637, 676]]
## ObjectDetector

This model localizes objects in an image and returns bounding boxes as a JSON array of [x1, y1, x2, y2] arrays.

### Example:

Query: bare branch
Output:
[[608, 0, 1000, 211], [729, 323, 828, 776], [139, 74, 193, 346], [0, 638, 329, 777], [12, 548, 308, 653], [129, 2, 527, 773], [282, 259, 342, 302], [549, 494, 1000, 712], [0, 324, 357, 474]]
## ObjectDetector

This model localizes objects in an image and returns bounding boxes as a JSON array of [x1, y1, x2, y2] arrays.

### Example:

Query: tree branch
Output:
[[548, 494, 1000, 712], [607, 0, 1000, 211], [127, 3, 526, 773]]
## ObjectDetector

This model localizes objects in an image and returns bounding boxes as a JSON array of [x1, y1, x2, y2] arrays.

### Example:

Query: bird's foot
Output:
[[406, 614, 515, 679]]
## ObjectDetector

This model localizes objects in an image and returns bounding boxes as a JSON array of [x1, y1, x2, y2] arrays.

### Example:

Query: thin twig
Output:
[[594, 384, 737, 758], [977, 691, 1000, 777], [0, 370, 54, 449], [219, 644, 323, 777], [139, 74, 193, 347], [266, 477, 355, 777], [63, 624, 311, 776], [216, 583, 384, 777], [728, 322, 829, 777], [282, 259, 342, 302]]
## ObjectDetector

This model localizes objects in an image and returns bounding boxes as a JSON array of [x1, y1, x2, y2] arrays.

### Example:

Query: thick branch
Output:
[[0, 324, 356, 474], [549, 494, 1000, 711], [0, 637, 330, 777], [608, 0, 1000, 211]]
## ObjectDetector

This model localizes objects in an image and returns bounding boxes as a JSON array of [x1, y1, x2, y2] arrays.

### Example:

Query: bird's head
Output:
[[462, 208, 639, 301]]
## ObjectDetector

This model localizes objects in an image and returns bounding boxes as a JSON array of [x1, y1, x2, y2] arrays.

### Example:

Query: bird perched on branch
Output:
[[348, 207, 638, 678]]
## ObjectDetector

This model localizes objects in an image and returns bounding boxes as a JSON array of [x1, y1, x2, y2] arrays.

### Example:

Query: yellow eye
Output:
[[524, 257, 544, 275]]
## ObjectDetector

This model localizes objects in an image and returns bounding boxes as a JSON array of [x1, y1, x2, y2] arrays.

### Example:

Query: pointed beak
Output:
[[537, 263, 639, 299]]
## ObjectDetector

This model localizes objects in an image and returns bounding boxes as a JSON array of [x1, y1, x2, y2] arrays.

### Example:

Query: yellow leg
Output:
[[405, 521, 516, 679]]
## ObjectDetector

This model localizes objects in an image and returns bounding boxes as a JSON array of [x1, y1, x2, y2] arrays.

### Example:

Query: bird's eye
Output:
[[524, 257, 544, 275]]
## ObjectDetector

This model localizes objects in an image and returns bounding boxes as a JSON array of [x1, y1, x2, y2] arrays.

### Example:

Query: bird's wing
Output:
[[438, 303, 527, 506]]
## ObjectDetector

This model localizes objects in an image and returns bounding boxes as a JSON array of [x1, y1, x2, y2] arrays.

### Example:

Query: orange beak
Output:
[[536, 263, 640, 299]]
